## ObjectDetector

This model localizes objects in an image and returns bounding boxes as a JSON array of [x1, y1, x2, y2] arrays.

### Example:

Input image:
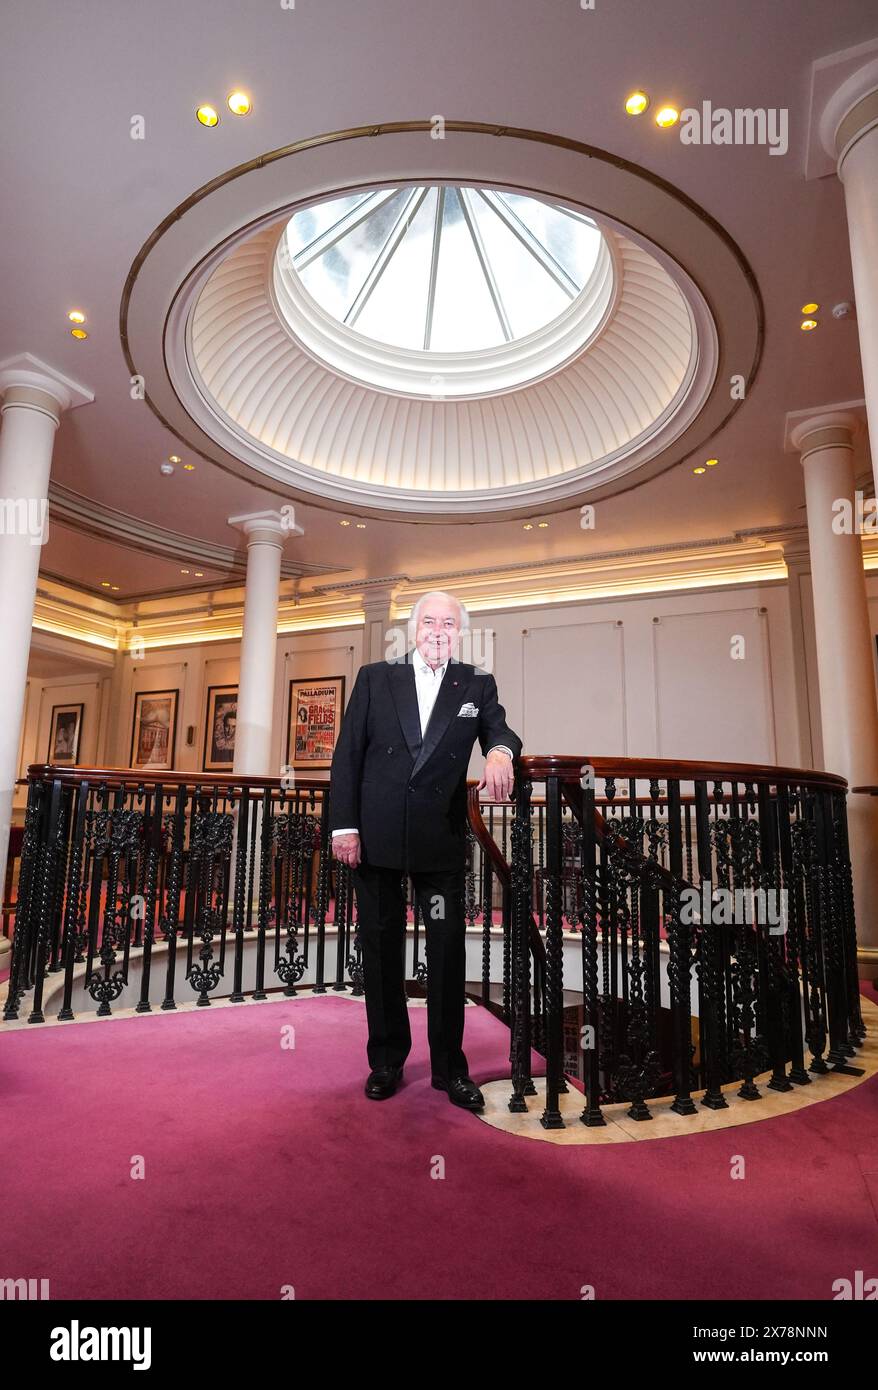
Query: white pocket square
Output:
[[457, 702, 479, 717]]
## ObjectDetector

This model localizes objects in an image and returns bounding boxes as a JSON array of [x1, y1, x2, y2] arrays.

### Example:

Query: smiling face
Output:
[[414, 595, 463, 669]]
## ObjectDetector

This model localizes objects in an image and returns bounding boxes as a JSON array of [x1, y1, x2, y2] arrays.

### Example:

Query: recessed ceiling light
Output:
[[183, 463, 195, 471], [523, 523, 534, 530], [111, 585, 120, 591], [195, 571, 204, 577], [625, 91, 649, 115], [800, 302, 819, 315], [67, 310, 86, 324], [100, 581, 111, 587], [538, 521, 549, 528], [181, 568, 190, 574], [355, 522, 366, 529], [168, 455, 181, 464], [655, 106, 679, 128], [70, 328, 88, 340], [693, 466, 706, 475], [705, 457, 719, 466], [801, 319, 818, 331], [196, 105, 219, 127], [339, 519, 351, 526], [227, 91, 251, 116]]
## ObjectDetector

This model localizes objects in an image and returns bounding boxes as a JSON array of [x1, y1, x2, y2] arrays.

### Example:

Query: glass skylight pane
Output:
[[283, 184, 607, 357], [468, 192, 570, 339], [497, 192, 602, 290], [297, 188, 411, 323], [429, 188, 505, 351], [354, 188, 437, 350], [285, 192, 374, 259]]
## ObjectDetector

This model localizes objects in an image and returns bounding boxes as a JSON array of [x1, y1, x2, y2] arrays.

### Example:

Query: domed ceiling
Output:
[[185, 181, 711, 512]]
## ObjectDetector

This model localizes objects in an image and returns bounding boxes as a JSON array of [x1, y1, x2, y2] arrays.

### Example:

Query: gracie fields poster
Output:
[[286, 676, 345, 770]]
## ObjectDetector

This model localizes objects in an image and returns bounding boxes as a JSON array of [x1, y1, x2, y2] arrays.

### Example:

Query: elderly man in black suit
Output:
[[329, 590, 522, 1108]]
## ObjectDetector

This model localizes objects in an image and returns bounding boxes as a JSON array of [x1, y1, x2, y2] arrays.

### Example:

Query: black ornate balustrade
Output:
[[4, 759, 867, 1133], [3, 766, 358, 1025], [493, 756, 866, 1129]]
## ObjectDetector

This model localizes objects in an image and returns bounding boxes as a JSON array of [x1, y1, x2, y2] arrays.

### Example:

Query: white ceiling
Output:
[[1, 0, 874, 602]]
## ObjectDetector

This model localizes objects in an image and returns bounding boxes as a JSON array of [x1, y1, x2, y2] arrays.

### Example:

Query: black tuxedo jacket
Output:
[[328, 655, 522, 872]]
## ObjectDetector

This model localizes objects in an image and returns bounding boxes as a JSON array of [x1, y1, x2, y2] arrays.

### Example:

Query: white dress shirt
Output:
[[332, 655, 513, 837]]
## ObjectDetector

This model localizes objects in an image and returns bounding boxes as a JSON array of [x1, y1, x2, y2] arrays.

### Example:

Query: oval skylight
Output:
[[272, 184, 616, 397], [283, 185, 604, 352]]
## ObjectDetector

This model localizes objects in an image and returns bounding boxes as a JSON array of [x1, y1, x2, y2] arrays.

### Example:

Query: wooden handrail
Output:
[[25, 763, 330, 792], [518, 754, 848, 791]]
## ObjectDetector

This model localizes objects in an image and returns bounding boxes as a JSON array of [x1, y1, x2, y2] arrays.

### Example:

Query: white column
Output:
[[818, 57, 878, 501], [228, 509, 301, 776], [0, 354, 93, 894], [361, 583, 399, 662], [789, 411, 878, 972]]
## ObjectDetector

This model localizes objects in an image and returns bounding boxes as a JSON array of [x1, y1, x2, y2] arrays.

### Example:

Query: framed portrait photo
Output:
[[286, 676, 346, 771], [130, 689, 178, 771], [203, 685, 238, 771], [47, 702, 84, 765]]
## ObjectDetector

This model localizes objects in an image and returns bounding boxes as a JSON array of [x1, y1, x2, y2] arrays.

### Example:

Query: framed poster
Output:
[[286, 676, 346, 770], [203, 685, 238, 771], [47, 702, 84, 765], [130, 689, 179, 771]]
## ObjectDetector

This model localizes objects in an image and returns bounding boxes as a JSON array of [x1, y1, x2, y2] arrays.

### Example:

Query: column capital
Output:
[[228, 507, 303, 546], [805, 42, 878, 179], [784, 404, 864, 457], [0, 351, 94, 419]]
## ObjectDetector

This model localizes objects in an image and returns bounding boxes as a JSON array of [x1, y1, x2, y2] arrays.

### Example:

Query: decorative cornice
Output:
[[311, 530, 791, 597], [38, 522, 872, 655], [47, 483, 340, 584]]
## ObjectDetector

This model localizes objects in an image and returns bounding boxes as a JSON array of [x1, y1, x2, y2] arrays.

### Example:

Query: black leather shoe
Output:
[[432, 1074, 485, 1109], [365, 1065, 404, 1100]]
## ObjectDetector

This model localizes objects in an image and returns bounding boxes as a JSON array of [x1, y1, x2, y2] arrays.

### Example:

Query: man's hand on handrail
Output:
[[477, 748, 515, 803]]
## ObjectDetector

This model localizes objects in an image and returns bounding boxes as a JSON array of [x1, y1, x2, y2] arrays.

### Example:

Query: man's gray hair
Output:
[[407, 590, 470, 645]]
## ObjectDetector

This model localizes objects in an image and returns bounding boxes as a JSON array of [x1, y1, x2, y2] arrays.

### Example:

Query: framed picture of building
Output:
[[47, 702, 84, 765], [203, 685, 238, 771], [286, 676, 345, 770], [130, 689, 178, 771]]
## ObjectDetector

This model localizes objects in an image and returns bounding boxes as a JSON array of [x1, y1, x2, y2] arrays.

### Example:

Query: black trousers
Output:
[[351, 862, 469, 1080]]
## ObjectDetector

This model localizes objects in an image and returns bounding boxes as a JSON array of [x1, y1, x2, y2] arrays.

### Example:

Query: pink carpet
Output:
[[1, 986, 877, 1301]]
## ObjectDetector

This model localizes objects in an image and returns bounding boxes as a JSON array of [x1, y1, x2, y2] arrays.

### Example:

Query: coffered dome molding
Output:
[[121, 122, 763, 522]]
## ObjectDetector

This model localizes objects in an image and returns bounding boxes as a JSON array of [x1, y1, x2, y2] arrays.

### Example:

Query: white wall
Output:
[[463, 580, 799, 774], [25, 569, 878, 802]]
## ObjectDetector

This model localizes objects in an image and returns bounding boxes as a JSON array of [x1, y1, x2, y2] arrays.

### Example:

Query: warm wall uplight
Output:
[[227, 91, 251, 115], [655, 106, 679, 128], [196, 105, 219, 127], [625, 91, 649, 115], [801, 302, 819, 315], [70, 328, 88, 340], [801, 319, 818, 331], [67, 310, 85, 324]]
